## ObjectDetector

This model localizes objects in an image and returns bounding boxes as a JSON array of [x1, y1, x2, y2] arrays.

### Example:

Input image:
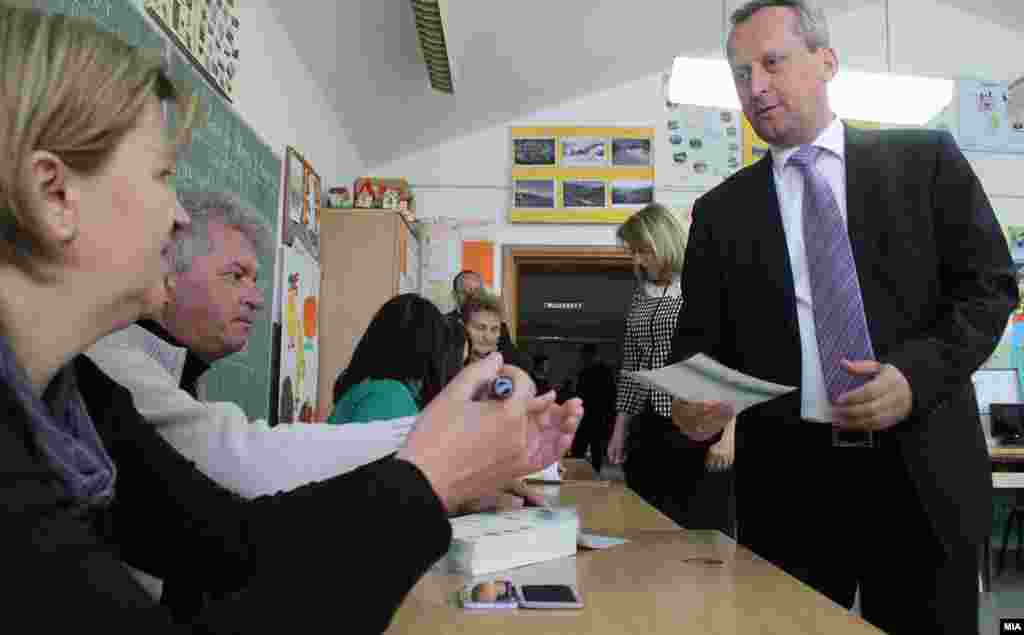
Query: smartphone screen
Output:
[[520, 584, 579, 604]]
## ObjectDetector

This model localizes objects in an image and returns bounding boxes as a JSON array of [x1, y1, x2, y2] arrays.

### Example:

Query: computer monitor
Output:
[[990, 403, 1024, 444]]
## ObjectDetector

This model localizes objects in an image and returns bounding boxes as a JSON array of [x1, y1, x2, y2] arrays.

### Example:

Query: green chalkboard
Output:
[[38, 0, 283, 422]]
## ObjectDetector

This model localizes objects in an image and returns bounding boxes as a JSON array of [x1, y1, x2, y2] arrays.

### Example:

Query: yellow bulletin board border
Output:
[[742, 117, 882, 167], [509, 126, 655, 224]]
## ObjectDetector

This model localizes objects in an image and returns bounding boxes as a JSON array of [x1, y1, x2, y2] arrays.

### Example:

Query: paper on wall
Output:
[[630, 354, 796, 414]]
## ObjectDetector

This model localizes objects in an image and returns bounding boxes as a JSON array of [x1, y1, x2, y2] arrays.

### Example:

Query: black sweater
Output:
[[2, 354, 451, 633]]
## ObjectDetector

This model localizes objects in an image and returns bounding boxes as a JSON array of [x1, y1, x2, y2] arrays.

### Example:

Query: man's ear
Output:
[[821, 47, 838, 82], [28, 150, 80, 245]]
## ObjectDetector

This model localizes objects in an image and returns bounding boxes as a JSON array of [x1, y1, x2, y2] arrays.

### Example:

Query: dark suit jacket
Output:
[[670, 125, 1018, 554], [1, 354, 450, 633]]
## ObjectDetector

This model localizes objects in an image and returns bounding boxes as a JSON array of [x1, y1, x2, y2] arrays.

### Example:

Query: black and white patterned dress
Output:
[[614, 275, 735, 536], [615, 277, 684, 419]]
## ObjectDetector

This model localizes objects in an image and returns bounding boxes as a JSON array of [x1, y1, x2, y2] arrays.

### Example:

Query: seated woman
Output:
[[0, 6, 580, 631], [329, 294, 464, 424], [462, 288, 511, 364]]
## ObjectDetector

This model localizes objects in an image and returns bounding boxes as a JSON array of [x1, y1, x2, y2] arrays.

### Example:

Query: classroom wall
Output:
[[371, 0, 1024, 291], [127, 0, 365, 181]]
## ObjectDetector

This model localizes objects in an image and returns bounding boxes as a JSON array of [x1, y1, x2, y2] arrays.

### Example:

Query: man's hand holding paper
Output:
[[630, 354, 796, 442], [670, 400, 735, 442]]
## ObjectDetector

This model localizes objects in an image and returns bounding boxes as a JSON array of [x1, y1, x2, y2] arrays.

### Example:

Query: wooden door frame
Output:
[[501, 244, 632, 341]]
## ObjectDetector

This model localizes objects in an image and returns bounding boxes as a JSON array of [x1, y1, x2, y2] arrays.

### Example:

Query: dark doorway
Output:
[[516, 261, 634, 390]]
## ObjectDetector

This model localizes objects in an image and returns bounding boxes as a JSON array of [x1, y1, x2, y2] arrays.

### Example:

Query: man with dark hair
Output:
[[667, 2, 1017, 633]]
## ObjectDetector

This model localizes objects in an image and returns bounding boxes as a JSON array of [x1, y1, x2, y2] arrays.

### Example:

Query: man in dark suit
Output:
[[667, 2, 1017, 634]]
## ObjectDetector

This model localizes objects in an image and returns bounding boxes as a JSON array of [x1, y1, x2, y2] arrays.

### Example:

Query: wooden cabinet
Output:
[[317, 209, 420, 414]]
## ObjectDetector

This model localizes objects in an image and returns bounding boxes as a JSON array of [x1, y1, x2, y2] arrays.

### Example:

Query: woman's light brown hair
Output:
[[0, 4, 197, 278]]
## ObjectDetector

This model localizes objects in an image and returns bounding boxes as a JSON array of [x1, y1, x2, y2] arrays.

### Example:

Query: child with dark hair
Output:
[[329, 294, 460, 424]]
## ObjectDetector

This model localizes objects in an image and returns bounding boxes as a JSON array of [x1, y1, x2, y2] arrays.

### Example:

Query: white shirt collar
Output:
[[643, 274, 682, 299], [769, 115, 845, 178]]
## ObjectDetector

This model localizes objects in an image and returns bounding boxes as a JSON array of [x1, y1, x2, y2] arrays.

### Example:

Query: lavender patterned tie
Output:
[[789, 145, 875, 403]]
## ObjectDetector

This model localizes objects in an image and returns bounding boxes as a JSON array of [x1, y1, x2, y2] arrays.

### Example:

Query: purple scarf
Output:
[[0, 336, 116, 511]]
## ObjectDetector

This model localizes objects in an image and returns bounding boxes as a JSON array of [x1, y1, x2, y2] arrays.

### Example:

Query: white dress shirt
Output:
[[769, 116, 851, 422]]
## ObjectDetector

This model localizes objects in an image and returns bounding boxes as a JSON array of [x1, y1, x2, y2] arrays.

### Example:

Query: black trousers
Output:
[[568, 414, 611, 473], [737, 420, 980, 635], [623, 409, 735, 537]]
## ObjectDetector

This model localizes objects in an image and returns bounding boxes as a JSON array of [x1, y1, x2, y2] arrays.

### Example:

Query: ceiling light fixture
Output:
[[411, 0, 455, 94]]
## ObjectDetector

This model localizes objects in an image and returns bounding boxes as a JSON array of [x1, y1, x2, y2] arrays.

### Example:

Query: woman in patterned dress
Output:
[[606, 203, 735, 536]]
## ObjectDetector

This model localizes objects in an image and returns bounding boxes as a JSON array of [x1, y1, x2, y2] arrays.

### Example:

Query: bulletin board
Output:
[[509, 126, 655, 224], [742, 116, 881, 167], [39, 0, 283, 423]]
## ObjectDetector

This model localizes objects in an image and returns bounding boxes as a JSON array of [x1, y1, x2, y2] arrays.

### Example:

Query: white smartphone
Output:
[[515, 584, 584, 609]]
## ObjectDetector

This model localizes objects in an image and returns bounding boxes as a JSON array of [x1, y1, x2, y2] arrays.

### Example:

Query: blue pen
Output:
[[473, 375, 515, 401]]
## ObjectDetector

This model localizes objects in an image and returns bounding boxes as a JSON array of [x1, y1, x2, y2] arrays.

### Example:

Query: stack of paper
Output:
[[444, 507, 579, 576], [629, 353, 795, 414]]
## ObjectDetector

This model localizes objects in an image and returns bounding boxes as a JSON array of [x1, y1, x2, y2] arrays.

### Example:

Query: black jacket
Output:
[[671, 126, 1017, 553], [2, 354, 450, 633]]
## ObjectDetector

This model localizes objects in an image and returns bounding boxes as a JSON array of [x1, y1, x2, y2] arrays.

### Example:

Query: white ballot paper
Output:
[[630, 354, 796, 414]]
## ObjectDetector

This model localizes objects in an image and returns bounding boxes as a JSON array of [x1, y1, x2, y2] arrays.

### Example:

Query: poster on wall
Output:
[[984, 225, 1024, 376], [145, 0, 240, 100], [956, 79, 1013, 153], [560, 137, 607, 167], [664, 103, 742, 189], [419, 218, 461, 313], [282, 146, 321, 261], [509, 126, 655, 224], [275, 242, 320, 425]]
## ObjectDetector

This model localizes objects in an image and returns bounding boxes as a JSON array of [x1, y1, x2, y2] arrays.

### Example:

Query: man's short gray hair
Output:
[[728, 0, 829, 53], [173, 191, 273, 273]]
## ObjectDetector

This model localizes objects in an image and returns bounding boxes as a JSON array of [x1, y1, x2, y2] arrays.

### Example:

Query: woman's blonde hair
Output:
[[0, 4, 196, 277], [461, 288, 506, 323], [616, 202, 690, 277]]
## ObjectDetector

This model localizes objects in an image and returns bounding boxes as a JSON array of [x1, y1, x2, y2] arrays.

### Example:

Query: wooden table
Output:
[[385, 482, 883, 634], [560, 458, 600, 481]]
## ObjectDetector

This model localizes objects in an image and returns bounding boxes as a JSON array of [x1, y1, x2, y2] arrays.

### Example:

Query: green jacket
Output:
[[328, 379, 420, 424]]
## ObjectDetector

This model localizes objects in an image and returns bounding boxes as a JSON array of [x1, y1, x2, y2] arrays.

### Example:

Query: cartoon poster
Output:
[[276, 242, 320, 425], [664, 103, 742, 188]]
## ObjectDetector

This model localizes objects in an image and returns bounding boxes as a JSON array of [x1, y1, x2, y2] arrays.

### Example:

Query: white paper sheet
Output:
[[630, 354, 796, 414], [972, 368, 1021, 414], [525, 462, 562, 483], [577, 533, 629, 550]]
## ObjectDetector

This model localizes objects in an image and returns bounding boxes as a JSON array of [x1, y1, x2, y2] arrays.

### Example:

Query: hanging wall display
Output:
[[955, 79, 1024, 154], [662, 103, 742, 189], [145, 0, 240, 100], [281, 146, 321, 261], [275, 242, 321, 425], [509, 126, 655, 223]]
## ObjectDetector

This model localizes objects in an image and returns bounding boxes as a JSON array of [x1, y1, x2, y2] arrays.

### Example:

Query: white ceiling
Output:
[[270, 1, 1022, 169]]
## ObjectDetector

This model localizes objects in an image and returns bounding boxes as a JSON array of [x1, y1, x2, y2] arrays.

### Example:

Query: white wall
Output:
[[373, 0, 1024, 291], [129, 0, 364, 182]]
